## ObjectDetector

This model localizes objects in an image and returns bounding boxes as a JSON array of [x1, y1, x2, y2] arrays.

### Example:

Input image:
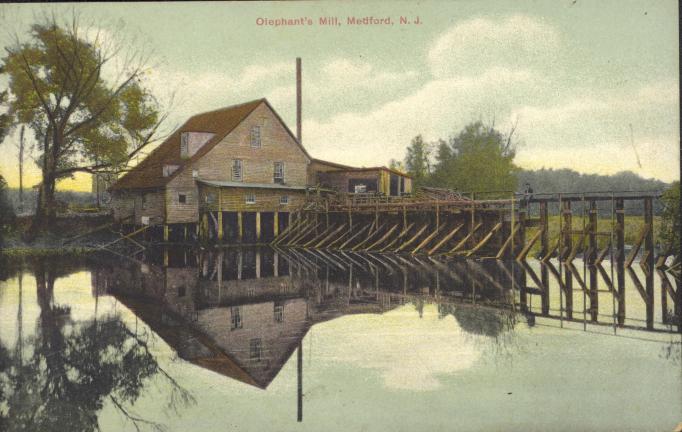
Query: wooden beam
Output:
[[541, 238, 560, 262], [565, 263, 588, 293], [274, 218, 307, 244], [565, 230, 587, 264], [627, 267, 651, 305], [378, 222, 414, 252], [495, 223, 520, 260], [446, 222, 483, 256], [255, 212, 261, 242], [237, 211, 243, 242], [274, 212, 279, 237], [625, 223, 651, 268], [427, 224, 464, 255], [315, 224, 348, 248], [287, 222, 322, 246], [352, 222, 388, 251], [301, 223, 338, 248], [520, 260, 545, 292], [411, 225, 441, 254], [394, 224, 429, 252], [364, 224, 400, 251], [337, 223, 372, 250], [516, 226, 543, 261], [594, 243, 611, 266]]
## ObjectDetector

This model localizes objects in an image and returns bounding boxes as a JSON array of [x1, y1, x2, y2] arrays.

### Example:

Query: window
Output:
[[178, 286, 186, 297], [232, 159, 243, 181], [230, 307, 242, 330], [178, 193, 187, 204], [249, 338, 263, 362], [141, 194, 147, 209], [205, 192, 216, 204], [274, 303, 284, 323], [163, 164, 179, 177], [279, 195, 289, 205], [250, 126, 261, 148], [273, 162, 284, 184], [354, 184, 367, 194], [245, 194, 256, 204]]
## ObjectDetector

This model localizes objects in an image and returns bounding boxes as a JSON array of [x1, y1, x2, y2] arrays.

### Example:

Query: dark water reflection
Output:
[[0, 248, 680, 431]]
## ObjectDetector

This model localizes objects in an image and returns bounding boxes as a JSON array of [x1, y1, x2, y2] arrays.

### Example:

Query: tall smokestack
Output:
[[296, 57, 302, 144]]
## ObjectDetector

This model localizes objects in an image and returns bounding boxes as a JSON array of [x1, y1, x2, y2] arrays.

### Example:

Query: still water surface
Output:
[[0, 247, 680, 431]]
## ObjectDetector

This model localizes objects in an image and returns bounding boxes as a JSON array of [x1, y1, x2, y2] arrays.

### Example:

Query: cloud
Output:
[[311, 305, 482, 391], [428, 14, 560, 78]]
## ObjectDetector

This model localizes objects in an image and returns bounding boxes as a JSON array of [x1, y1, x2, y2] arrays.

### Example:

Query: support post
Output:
[[561, 200, 572, 260], [644, 197, 654, 329], [256, 212, 261, 242], [615, 198, 625, 325], [237, 211, 243, 243], [274, 212, 279, 237], [163, 224, 169, 242]]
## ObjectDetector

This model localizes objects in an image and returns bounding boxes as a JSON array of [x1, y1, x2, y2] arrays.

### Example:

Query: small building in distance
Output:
[[311, 159, 412, 196], [108, 98, 411, 242]]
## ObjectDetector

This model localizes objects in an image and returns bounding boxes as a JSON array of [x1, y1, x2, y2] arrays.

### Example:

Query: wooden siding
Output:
[[200, 186, 306, 212], [111, 191, 135, 222], [193, 103, 308, 186]]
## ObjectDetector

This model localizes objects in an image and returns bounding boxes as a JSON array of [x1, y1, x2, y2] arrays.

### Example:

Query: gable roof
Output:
[[110, 98, 310, 191]]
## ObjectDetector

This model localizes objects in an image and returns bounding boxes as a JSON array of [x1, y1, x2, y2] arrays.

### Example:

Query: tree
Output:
[[16, 125, 25, 213], [431, 121, 518, 195], [0, 175, 14, 244], [404, 135, 432, 189], [659, 181, 680, 259], [1, 14, 165, 232]]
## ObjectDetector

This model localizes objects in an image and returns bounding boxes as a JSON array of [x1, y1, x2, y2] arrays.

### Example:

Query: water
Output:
[[0, 247, 680, 431]]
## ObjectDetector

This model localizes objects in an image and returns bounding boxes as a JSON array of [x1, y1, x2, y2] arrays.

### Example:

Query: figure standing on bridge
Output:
[[522, 182, 533, 207]]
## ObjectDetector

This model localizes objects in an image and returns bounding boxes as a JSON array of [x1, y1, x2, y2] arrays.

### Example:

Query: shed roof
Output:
[[110, 98, 309, 191]]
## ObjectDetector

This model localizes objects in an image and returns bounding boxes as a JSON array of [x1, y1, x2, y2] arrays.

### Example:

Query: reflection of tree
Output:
[[0, 258, 195, 432]]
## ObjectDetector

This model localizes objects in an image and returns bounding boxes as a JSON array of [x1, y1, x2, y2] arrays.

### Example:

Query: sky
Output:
[[0, 0, 679, 192]]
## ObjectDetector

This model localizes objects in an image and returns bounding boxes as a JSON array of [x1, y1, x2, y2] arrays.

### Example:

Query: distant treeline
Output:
[[5, 188, 96, 214], [517, 168, 668, 216]]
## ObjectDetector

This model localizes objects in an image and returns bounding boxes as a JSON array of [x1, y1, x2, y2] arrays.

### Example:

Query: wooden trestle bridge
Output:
[[272, 188, 666, 269]]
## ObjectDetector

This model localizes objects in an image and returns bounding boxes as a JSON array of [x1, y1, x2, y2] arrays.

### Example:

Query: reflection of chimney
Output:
[[296, 57, 302, 144]]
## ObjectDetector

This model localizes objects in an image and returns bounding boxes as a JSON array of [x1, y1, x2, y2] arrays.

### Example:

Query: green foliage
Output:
[[659, 181, 680, 255], [404, 135, 432, 188], [0, 175, 15, 238], [1, 16, 162, 228], [430, 121, 518, 194]]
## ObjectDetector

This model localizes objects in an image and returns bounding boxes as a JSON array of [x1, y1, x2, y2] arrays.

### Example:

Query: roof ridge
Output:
[[186, 98, 265, 121]]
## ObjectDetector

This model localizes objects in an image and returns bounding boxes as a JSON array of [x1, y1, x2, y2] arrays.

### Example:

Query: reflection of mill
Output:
[[93, 245, 680, 423]]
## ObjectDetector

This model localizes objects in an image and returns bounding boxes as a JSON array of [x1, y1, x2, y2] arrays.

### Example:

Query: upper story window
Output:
[[274, 303, 284, 323], [230, 306, 242, 330], [232, 159, 243, 182], [273, 162, 284, 184], [245, 194, 256, 204], [279, 195, 289, 205], [249, 338, 263, 362], [250, 126, 261, 148], [178, 193, 187, 204]]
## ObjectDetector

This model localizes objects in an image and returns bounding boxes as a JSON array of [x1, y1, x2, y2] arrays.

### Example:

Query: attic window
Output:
[[163, 165, 180, 177], [181, 132, 215, 158], [250, 126, 261, 148]]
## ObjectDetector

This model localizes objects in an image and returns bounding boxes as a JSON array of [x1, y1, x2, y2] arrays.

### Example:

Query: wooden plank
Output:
[[315, 224, 347, 248], [495, 223, 520, 260], [447, 222, 483, 255], [287, 222, 322, 246], [543, 260, 566, 293], [98, 225, 151, 250], [272, 217, 303, 244], [625, 223, 650, 268], [427, 224, 464, 255], [378, 222, 415, 252], [565, 263, 588, 293], [364, 224, 400, 251], [337, 224, 372, 250], [520, 261, 545, 292], [541, 238, 560, 262], [594, 243, 611, 266], [301, 223, 338, 248], [627, 267, 651, 305], [411, 226, 441, 254], [352, 223, 388, 251], [565, 230, 587, 264], [517, 226, 543, 261], [596, 264, 614, 293], [394, 224, 429, 252], [464, 222, 501, 257]]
